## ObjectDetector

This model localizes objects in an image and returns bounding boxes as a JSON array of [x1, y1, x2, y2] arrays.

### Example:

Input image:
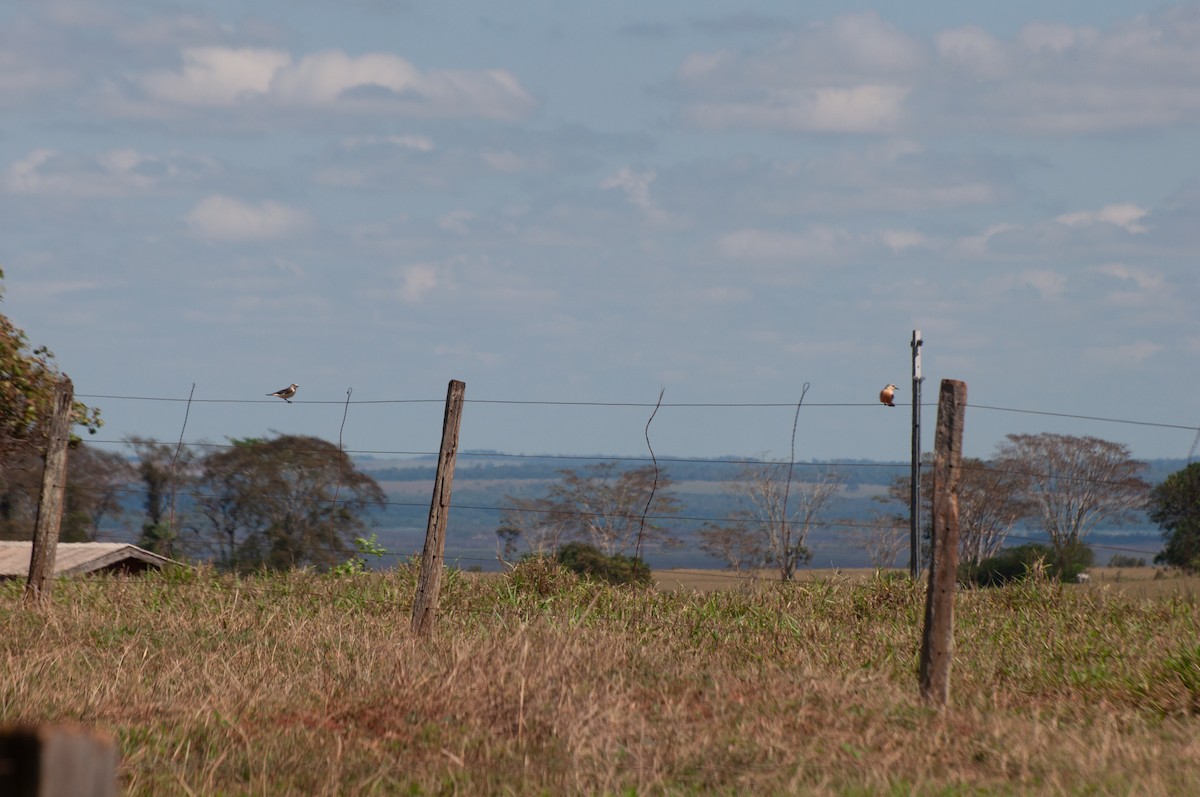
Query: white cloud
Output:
[[675, 7, 1200, 136], [1084, 341, 1163, 366], [438, 210, 474, 235], [601, 166, 684, 227], [0, 48, 76, 96], [398, 264, 438, 304], [985, 269, 1068, 301], [1056, 203, 1149, 233], [878, 229, 928, 253], [123, 46, 536, 120], [675, 12, 923, 133], [953, 223, 1018, 257], [685, 85, 909, 134], [1089, 264, 1173, 310], [342, 134, 435, 152], [139, 47, 288, 106], [186, 195, 310, 241], [481, 150, 530, 173], [935, 26, 1009, 78], [4, 147, 216, 197], [717, 226, 851, 261]]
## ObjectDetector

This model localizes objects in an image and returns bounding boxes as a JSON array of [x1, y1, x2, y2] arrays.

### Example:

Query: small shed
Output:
[[0, 542, 179, 579]]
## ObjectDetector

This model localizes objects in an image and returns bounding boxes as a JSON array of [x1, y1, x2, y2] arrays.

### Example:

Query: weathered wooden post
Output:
[[411, 379, 466, 636], [24, 377, 74, 607], [918, 378, 966, 708], [0, 724, 118, 797]]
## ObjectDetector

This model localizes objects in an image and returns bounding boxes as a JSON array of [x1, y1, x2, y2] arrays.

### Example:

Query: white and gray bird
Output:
[[879, 383, 897, 407], [267, 383, 299, 403]]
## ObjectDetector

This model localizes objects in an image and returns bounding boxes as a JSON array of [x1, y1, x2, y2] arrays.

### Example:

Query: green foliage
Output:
[[193, 434, 387, 572], [964, 542, 1094, 586], [331, 533, 390, 576], [0, 269, 101, 457], [1108, 554, 1147, 568], [506, 555, 582, 598], [554, 541, 651, 586], [1149, 462, 1200, 572]]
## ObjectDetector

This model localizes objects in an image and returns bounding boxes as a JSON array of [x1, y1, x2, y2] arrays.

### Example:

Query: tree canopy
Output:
[[993, 433, 1149, 568], [0, 269, 101, 467], [192, 434, 387, 572], [1149, 462, 1200, 572], [500, 461, 680, 559]]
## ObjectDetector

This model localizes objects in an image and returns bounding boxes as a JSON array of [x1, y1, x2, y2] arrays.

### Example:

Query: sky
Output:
[[2, 0, 1199, 467]]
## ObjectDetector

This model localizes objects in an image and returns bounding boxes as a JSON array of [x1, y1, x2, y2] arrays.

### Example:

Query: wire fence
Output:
[[15, 387, 1194, 571]]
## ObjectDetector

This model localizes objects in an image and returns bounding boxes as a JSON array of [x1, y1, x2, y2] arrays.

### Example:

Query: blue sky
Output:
[[2, 1, 1198, 464]]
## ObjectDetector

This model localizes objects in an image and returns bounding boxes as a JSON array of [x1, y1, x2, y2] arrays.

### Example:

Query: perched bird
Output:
[[268, 383, 299, 403], [879, 384, 897, 407]]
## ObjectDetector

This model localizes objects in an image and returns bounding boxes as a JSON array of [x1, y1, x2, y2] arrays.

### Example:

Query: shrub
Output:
[[1108, 553, 1147, 568], [965, 542, 1093, 586], [554, 542, 651, 586]]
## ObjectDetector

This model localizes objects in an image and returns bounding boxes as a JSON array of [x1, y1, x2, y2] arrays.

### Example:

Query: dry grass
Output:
[[3, 563, 1200, 795]]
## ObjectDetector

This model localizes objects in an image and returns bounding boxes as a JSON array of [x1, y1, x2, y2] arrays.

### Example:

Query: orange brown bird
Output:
[[879, 384, 897, 407]]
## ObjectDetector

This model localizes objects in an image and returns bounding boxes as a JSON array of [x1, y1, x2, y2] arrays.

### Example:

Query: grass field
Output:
[[3, 563, 1200, 795]]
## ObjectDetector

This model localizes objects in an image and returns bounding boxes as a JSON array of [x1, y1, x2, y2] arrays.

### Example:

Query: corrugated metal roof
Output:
[[0, 542, 179, 578]]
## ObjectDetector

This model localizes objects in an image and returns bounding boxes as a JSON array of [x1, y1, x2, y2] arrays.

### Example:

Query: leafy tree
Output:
[[709, 460, 842, 581], [0, 269, 101, 473], [193, 434, 386, 572], [1149, 462, 1200, 572], [0, 443, 131, 542], [63, 444, 135, 541], [127, 436, 196, 557], [501, 462, 681, 558], [994, 433, 1150, 572]]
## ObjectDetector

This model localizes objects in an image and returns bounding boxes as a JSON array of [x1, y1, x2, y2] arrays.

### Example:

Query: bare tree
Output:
[[852, 513, 908, 570], [956, 458, 1030, 565], [885, 455, 1029, 568], [993, 433, 1150, 566], [698, 519, 763, 574], [715, 460, 843, 582], [496, 495, 573, 563], [499, 462, 681, 558]]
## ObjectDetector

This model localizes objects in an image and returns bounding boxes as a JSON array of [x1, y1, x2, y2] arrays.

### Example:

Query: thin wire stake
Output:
[[779, 382, 811, 565], [329, 387, 353, 547], [634, 386, 665, 566], [168, 383, 196, 540]]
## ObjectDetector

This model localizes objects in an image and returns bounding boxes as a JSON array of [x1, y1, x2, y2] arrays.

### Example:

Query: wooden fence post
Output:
[[411, 379, 466, 636], [918, 378, 966, 708], [25, 377, 74, 607], [0, 724, 118, 797]]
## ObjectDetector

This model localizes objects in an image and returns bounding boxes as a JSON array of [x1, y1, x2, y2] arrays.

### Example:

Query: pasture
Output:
[[3, 563, 1199, 795]]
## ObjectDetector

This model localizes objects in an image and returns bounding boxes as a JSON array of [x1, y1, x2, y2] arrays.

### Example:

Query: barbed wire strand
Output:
[[73, 391, 1200, 433]]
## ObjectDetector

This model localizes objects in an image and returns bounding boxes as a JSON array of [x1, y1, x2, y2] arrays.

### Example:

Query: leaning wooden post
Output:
[[918, 378, 966, 708], [25, 377, 74, 607], [0, 723, 118, 797], [411, 379, 466, 636]]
